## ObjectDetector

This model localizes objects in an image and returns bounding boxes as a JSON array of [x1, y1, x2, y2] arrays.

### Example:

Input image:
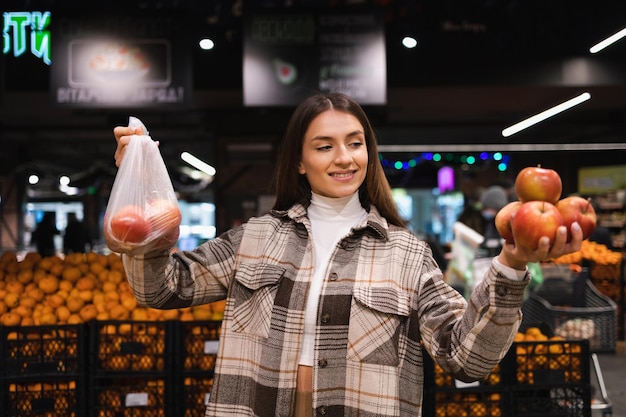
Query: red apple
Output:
[[146, 199, 182, 249], [556, 196, 597, 241], [511, 201, 564, 250], [495, 201, 522, 242], [147, 199, 181, 234], [108, 204, 152, 244], [514, 165, 562, 204]]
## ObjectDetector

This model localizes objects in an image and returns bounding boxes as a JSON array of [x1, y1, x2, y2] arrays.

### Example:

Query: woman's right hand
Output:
[[113, 126, 141, 167]]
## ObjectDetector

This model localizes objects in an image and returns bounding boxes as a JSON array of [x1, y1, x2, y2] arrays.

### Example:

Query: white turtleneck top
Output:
[[299, 192, 368, 366]]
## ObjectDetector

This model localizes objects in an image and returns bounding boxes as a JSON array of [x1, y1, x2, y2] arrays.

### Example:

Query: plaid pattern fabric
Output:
[[122, 204, 530, 417]]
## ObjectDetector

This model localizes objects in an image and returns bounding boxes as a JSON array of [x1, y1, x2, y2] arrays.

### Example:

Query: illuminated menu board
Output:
[[243, 12, 386, 106]]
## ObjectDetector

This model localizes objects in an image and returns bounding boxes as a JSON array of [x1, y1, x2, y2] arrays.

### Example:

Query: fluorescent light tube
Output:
[[589, 28, 626, 53], [502, 92, 591, 137], [181, 152, 216, 176]]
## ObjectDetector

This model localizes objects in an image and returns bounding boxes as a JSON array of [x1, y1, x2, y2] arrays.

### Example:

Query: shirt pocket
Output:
[[347, 286, 411, 366], [230, 263, 286, 338]]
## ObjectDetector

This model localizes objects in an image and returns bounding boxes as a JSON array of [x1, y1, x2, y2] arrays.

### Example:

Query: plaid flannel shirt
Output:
[[122, 203, 529, 417]]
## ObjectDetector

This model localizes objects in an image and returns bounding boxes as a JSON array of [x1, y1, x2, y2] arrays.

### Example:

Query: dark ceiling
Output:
[[1, 0, 625, 196]]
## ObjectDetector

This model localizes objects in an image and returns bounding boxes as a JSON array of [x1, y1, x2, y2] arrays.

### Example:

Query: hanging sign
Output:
[[243, 11, 386, 106], [50, 13, 192, 108]]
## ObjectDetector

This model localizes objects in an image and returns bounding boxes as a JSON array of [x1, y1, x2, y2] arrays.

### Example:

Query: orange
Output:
[[102, 281, 117, 293], [12, 305, 32, 318], [46, 293, 66, 308], [26, 287, 45, 302], [5, 280, 24, 294], [107, 270, 124, 284], [21, 316, 34, 326], [38, 275, 59, 294], [66, 295, 85, 313], [89, 262, 106, 276], [1, 312, 21, 326], [191, 305, 212, 321], [109, 304, 130, 320], [76, 276, 97, 291], [79, 304, 98, 322], [56, 306, 71, 323], [58, 280, 73, 293], [77, 290, 94, 303], [67, 314, 82, 324], [121, 294, 137, 311], [19, 296, 37, 309], [160, 309, 179, 321], [61, 267, 82, 283], [49, 263, 64, 278], [131, 308, 149, 321], [4, 292, 20, 309], [38, 312, 57, 325], [17, 270, 33, 284], [0, 301, 7, 315]]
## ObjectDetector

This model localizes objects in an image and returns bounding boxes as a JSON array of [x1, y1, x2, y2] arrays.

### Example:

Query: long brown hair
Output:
[[272, 92, 405, 228]]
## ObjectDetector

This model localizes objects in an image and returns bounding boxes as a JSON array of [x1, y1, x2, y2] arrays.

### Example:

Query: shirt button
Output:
[[318, 358, 328, 367], [329, 272, 338, 281], [316, 406, 328, 415], [321, 313, 330, 324]]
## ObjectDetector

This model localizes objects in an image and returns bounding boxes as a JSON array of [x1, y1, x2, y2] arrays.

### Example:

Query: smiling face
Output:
[[298, 109, 368, 198]]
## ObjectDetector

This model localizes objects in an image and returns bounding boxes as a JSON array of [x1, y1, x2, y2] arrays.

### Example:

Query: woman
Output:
[[112, 92, 582, 417]]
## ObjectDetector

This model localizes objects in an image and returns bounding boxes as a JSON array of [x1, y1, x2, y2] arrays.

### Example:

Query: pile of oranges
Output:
[[0, 251, 225, 327]]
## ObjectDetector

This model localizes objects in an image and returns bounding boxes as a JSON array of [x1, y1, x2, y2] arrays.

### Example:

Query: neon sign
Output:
[[3, 11, 51, 65]]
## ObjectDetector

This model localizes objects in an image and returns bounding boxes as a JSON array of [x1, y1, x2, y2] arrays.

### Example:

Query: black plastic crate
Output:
[[505, 340, 590, 387], [172, 375, 214, 417], [88, 376, 168, 417], [424, 387, 506, 417], [521, 280, 618, 352], [2, 378, 86, 417], [509, 386, 592, 417], [175, 321, 221, 374], [90, 321, 174, 376], [0, 324, 86, 378]]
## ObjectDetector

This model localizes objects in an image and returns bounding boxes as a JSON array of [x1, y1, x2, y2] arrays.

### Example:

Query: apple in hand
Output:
[[511, 201, 564, 250], [108, 204, 152, 243], [556, 196, 597, 241], [495, 201, 522, 242], [514, 165, 562, 204]]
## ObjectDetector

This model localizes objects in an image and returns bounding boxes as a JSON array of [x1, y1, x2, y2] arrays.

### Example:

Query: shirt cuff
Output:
[[493, 257, 527, 281]]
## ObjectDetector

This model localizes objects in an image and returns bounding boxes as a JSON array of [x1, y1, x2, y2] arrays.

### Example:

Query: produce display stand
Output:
[[0, 320, 222, 417]]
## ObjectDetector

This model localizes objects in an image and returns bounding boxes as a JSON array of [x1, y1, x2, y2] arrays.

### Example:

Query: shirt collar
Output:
[[270, 203, 389, 241]]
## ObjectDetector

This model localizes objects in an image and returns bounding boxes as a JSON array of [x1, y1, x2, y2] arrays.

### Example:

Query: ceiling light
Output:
[[502, 92, 591, 137], [589, 28, 626, 53], [199, 38, 215, 50], [181, 152, 216, 176], [402, 36, 418, 48]]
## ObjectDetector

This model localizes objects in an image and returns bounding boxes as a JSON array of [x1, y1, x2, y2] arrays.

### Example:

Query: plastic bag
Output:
[[104, 116, 181, 255]]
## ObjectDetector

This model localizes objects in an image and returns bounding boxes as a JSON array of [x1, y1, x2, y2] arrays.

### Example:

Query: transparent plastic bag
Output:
[[104, 117, 181, 255]]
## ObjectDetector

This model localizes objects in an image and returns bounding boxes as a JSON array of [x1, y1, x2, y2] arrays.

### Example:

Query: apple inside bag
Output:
[[104, 117, 181, 255]]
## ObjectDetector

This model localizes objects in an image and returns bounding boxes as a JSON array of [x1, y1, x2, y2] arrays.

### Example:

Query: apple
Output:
[[146, 199, 182, 249], [108, 204, 152, 244], [556, 196, 597, 241], [514, 165, 562, 204], [495, 201, 522, 242], [511, 201, 564, 250], [147, 199, 181, 233]]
